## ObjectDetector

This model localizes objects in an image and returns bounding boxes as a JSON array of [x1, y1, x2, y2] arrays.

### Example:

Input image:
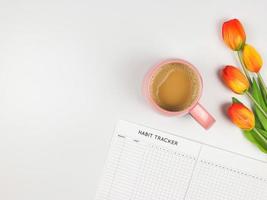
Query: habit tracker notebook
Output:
[[95, 120, 267, 200]]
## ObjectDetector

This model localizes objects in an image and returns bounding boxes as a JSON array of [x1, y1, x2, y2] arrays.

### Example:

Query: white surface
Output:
[[0, 0, 267, 199]]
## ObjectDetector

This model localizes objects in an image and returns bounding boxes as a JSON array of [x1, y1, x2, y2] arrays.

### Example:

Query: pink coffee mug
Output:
[[143, 58, 215, 129]]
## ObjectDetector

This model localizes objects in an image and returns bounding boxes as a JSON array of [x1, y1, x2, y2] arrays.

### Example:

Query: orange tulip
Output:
[[222, 19, 246, 51], [228, 103, 255, 130], [221, 65, 249, 94], [242, 44, 263, 73]]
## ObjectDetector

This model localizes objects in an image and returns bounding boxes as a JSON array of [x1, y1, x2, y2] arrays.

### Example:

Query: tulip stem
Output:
[[258, 73, 267, 97], [237, 51, 252, 85], [246, 91, 267, 119]]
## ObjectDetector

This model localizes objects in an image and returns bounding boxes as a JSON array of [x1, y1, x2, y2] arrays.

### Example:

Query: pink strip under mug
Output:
[[143, 59, 215, 129]]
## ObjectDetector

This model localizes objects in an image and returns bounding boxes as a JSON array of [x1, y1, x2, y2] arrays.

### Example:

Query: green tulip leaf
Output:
[[254, 106, 267, 130], [251, 78, 267, 110], [243, 130, 258, 145], [250, 78, 267, 129], [256, 128, 267, 139], [252, 128, 267, 150], [254, 108, 264, 129], [243, 130, 267, 153], [257, 75, 267, 106]]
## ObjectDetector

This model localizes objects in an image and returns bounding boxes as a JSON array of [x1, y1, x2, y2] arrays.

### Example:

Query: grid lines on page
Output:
[[132, 144, 196, 200], [185, 159, 267, 200], [95, 134, 198, 200]]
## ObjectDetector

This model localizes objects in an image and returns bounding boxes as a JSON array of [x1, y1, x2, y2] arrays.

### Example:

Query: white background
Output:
[[0, 0, 267, 199]]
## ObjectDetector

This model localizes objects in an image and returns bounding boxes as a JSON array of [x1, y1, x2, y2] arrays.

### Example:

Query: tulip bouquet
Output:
[[221, 19, 267, 153]]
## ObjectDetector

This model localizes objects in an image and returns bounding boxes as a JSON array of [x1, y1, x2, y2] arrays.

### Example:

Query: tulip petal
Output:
[[222, 19, 246, 51], [228, 103, 255, 130], [222, 66, 249, 94], [242, 44, 263, 72]]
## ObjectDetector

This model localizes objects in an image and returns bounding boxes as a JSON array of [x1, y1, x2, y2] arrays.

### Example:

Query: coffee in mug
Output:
[[150, 62, 200, 112]]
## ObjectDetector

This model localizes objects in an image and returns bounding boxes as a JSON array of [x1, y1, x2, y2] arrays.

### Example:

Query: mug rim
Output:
[[143, 58, 203, 116]]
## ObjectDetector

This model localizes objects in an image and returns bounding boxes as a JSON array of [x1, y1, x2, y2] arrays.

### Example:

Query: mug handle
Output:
[[189, 103, 215, 129]]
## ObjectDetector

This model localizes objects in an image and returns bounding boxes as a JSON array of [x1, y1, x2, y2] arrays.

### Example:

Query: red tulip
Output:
[[228, 103, 255, 130], [222, 19, 246, 51], [221, 65, 249, 94]]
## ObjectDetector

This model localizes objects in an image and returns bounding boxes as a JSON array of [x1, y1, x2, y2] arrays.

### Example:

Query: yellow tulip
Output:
[[242, 44, 263, 73]]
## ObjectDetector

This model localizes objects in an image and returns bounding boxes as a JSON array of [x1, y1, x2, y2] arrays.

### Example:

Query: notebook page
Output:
[[95, 120, 267, 200]]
